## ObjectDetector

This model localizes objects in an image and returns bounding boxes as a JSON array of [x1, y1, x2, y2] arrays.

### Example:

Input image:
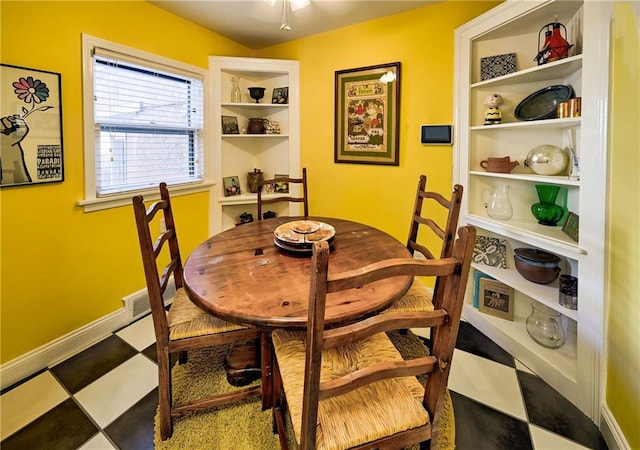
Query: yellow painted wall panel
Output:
[[0, 0, 251, 362], [606, 3, 640, 448]]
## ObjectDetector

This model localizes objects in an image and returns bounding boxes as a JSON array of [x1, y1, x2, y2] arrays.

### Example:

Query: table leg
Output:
[[260, 331, 274, 410]]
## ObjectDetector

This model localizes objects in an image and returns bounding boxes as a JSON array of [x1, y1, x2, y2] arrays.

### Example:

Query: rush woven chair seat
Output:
[[383, 175, 463, 314], [132, 182, 260, 441], [258, 168, 308, 219], [271, 226, 476, 450]]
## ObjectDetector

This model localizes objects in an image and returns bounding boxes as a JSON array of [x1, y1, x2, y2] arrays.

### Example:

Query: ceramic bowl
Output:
[[514, 248, 561, 284]]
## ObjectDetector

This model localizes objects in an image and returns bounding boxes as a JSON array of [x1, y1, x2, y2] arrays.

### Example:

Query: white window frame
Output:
[[78, 34, 213, 212]]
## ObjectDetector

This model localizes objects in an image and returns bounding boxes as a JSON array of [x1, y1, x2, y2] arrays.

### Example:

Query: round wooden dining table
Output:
[[182, 216, 413, 330]]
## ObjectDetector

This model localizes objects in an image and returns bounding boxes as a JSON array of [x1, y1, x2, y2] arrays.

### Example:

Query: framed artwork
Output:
[[473, 236, 507, 268], [271, 87, 288, 104], [1, 63, 64, 187], [273, 174, 289, 193], [478, 278, 514, 321], [221, 115, 239, 134], [562, 212, 579, 242], [223, 175, 241, 196], [334, 61, 400, 165]]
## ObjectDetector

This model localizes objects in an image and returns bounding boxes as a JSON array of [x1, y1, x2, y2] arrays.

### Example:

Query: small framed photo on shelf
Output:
[[221, 115, 239, 134], [478, 278, 514, 321], [272, 87, 288, 104], [562, 212, 579, 242], [273, 174, 289, 193], [223, 176, 241, 196]]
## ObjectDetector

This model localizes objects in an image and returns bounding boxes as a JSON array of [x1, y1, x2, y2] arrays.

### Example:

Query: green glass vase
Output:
[[531, 184, 566, 226]]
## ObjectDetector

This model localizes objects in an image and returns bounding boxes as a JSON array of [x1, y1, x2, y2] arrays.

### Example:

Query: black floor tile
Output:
[[0, 398, 98, 450], [50, 335, 138, 394], [105, 388, 158, 450], [450, 390, 533, 450], [517, 371, 608, 450], [142, 343, 157, 363], [455, 321, 515, 368]]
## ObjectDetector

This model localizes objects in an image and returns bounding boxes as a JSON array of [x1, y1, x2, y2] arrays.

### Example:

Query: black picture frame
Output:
[[562, 212, 579, 242], [334, 61, 400, 165], [1, 63, 64, 187], [223, 175, 241, 196], [271, 87, 288, 104], [221, 115, 239, 134]]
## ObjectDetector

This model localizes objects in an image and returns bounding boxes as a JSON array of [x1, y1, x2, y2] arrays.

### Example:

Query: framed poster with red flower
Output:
[[1, 64, 64, 187]]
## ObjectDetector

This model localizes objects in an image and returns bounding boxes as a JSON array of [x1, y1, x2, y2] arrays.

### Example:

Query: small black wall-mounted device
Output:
[[420, 125, 452, 145]]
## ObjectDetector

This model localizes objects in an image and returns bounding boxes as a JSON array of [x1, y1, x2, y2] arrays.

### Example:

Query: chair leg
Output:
[[158, 346, 173, 440]]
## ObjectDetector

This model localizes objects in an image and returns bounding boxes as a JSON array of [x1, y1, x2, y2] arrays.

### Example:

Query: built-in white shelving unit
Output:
[[209, 56, 300, 234], [454, 0, 611, 420]]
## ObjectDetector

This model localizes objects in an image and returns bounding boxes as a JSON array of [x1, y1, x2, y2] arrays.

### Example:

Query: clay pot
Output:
[[480, 156, 520, 173], [514, 248, 561, 284], [247, 118, 266, 134]]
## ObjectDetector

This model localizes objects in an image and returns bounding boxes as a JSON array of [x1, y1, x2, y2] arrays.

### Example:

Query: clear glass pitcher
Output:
[[482, 184, 513, 220]]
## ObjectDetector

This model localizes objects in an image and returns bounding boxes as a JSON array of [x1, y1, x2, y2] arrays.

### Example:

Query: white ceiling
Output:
[[147, 0, 436, 50]]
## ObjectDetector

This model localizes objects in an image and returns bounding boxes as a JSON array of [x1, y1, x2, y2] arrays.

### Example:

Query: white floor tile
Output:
[[78, 432, 118, 449], [0, 371, 68, 440], [530, 424, 591, 450], [116, 314, 155, 351], [449, 349, 527, 421], [74, 354, 157, 428]]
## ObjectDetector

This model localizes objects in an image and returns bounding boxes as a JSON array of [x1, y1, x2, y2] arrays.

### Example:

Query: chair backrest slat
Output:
[[257, 168, 309, 219]]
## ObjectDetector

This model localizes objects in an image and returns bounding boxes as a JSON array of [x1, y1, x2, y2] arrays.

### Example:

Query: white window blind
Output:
[[92, 48, 204, 196]]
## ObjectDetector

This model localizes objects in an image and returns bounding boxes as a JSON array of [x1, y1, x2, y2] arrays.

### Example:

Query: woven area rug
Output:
[[154, 331, 455, 449]]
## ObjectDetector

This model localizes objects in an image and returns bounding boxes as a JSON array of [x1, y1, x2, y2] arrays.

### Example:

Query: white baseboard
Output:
[[1, 283, 174, 391], [601, 403, 631, 450], [0, 308, 130, 391]]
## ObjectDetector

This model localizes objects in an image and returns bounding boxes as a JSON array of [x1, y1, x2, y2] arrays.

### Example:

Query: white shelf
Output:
[[466, 214, 583, 257], [222, 134, 289, 138], [471, 263, 578, 321], [219, 192, 290, 205], [470, 171, 580, 187], [471, 55, 583, 89], [462, 305, 577, 382], [470, 117, 581, 131], [222, 102, 289, 108]]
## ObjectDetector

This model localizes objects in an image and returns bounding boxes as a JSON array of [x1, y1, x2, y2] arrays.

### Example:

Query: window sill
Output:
[[77, 181, 215, 212]]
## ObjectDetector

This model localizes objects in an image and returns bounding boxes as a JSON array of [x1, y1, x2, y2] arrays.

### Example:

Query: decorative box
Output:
[[480, 53, 517, 81]]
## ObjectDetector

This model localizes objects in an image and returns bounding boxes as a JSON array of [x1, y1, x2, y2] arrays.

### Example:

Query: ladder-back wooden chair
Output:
[[132, 182, 261, 441], [384, 174, 463, 314], [257, 168, 308, 220], [271, 226, 475, 450]]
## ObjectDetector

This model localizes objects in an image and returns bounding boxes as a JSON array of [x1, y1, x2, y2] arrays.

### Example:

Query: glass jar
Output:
[[525, 303, 566, 348], [230, 76, 242, 103], [482, 184, 513, 220]]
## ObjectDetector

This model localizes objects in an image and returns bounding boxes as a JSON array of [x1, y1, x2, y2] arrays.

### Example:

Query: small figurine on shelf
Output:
[[484, 93, 504, 125]]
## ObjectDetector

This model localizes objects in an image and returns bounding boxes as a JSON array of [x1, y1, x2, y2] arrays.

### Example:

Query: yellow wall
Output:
[[606, 3, 640, 448], [256, 0, 498, 243], [0, 0, 252, 362]]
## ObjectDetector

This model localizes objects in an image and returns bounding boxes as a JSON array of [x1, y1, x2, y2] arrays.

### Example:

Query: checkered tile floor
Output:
[[1, 315, 607, 449]]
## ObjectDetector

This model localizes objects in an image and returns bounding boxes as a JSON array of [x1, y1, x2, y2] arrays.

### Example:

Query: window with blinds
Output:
[[90, 47, 204, 196]]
